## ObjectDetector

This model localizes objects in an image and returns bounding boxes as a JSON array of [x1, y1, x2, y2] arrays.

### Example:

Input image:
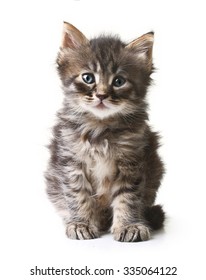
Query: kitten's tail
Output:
[[144, 205, 165, 230]]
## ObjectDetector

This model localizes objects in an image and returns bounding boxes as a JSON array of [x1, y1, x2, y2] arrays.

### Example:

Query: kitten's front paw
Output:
[[66, 222, 100, 240], [112, 224, 150, 242]]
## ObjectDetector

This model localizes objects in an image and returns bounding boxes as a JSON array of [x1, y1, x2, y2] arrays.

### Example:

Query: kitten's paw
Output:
[[112, 224, 150, 242], [66, 222, 100, 240]]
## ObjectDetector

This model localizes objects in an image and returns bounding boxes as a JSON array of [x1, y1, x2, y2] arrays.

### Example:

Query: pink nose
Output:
[[96, 93, 109, 101]]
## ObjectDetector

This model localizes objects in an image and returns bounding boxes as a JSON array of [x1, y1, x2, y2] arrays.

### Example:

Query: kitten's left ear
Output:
[[126, 32, 154, 70], [61, 21, 89, 49]]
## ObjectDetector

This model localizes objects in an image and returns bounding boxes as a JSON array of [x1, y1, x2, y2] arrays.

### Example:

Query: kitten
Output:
[[45, 22, 165, 242]]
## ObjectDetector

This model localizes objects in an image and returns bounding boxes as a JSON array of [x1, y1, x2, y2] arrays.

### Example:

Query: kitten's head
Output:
[[57, 22, 154, 120]]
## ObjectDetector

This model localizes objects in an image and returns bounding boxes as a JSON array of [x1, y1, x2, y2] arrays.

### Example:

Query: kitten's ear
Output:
[[61, 22, 89, 49], [126, 32, 154, 70]]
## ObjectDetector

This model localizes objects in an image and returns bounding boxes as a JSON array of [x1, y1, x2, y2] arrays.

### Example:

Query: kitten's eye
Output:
[[82, 73, 95, 84], [112, 76, 126, 87]]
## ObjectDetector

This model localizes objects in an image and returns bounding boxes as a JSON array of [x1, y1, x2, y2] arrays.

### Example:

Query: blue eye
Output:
[[113, 76, 126, 87], [82, 73, 95, 84]]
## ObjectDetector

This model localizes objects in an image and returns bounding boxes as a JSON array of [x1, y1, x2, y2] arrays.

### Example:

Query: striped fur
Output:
[[45, 22, 165, 242]]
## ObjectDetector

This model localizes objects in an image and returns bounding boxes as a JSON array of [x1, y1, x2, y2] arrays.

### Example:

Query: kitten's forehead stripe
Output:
[[96, 62, 101, 72], [90, 36, 125, 74], [91, 61, 97, 72], [94, 73, 100, 84], [108, 75, 115, 86], [86, 61, 98, 72], [87, 62, 94, 71]]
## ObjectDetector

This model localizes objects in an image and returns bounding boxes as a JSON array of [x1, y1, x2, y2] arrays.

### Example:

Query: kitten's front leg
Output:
[[47, 163, 99, 240], [66, 221, 99, 240], [63, 176, 100, 240], [111, 179, 150, 242]]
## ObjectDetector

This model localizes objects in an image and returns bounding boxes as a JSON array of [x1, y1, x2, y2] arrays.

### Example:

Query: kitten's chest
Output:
[[82, 138, 117, 193]]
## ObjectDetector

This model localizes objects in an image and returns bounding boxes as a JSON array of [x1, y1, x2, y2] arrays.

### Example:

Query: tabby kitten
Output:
[[45, 22, 165, 242]]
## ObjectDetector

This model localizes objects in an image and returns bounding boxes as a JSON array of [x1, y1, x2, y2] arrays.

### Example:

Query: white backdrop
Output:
[[0, 0, 206, 279]]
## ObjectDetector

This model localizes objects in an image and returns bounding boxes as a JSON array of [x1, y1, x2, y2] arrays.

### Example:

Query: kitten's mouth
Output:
[[96, 102, 107, 109]]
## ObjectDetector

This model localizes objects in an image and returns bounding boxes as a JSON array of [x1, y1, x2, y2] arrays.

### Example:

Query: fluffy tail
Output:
[[144, 205, 165, 230]]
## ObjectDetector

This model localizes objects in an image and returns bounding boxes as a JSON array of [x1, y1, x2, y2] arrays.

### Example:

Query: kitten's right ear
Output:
[[61, 22, 89, 49]]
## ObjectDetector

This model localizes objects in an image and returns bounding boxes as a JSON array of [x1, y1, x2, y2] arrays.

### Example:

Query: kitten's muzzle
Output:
[[96, 92, 109, 101]]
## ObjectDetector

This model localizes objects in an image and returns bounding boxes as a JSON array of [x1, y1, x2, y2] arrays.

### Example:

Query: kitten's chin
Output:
[[81, 101, 124, 119]]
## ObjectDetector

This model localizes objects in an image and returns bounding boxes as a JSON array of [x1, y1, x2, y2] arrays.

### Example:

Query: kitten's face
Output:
[[57, 22, 154, 120]]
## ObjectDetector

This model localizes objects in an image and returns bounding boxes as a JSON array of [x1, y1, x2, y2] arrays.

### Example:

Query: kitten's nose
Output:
[[96, 93, 109, 101]]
